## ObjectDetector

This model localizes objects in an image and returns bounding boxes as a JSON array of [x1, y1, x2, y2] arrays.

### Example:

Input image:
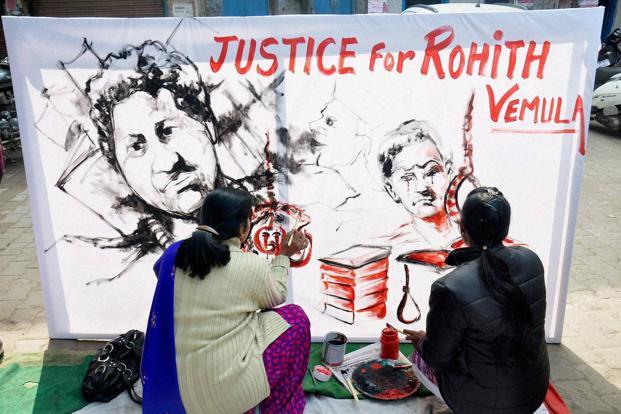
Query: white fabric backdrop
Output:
[[3, 9, 602, 341]]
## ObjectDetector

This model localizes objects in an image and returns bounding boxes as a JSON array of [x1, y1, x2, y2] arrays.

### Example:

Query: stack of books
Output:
[[319, 245, 391, 324]]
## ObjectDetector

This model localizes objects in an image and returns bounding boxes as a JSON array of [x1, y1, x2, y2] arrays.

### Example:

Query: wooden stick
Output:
[[346, 378, 359, 401]]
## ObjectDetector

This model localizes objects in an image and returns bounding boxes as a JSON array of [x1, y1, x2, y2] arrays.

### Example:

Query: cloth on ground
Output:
[[303, 342, 432, 399], [73, 383, 450, 414], [0, 353, 92, 414], [305, 394, 451, 413]]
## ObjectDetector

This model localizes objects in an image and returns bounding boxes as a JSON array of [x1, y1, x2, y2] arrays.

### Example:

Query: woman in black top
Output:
[[406, 187, 549, 413]]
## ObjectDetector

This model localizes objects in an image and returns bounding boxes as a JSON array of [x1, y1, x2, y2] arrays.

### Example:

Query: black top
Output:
[[419, 245, 549, 414]]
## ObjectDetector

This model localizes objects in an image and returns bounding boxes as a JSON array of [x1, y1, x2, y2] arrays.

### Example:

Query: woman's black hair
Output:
[[460, 187, 535, 363], [175, 187, 254, 279]]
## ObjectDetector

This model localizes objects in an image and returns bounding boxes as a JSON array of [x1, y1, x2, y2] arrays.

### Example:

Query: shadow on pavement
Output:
[[548, 343, 620, 413]]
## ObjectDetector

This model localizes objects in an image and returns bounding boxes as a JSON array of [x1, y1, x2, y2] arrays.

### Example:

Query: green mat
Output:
[[0, 353, 93, 414], [0, 343, 429, 413], [302, 343, 432, 399]]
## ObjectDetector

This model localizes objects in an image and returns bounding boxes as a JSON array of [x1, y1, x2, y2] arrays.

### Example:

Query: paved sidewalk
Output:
[[1, 127, 620, 413], [547, 126, 621, 413]]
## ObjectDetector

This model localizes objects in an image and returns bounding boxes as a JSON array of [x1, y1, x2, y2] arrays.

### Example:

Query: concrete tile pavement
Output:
[[0, 127, 620, 412], [0, 155, 47, 356], [549, 126, 621, 413]]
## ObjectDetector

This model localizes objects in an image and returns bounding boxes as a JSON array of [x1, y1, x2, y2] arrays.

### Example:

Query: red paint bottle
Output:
[[380, 328, 399, 360]]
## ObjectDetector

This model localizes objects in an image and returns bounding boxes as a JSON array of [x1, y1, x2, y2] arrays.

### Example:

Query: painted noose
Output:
[[445, 92, 480, 224], [397, 93, 480, 324]]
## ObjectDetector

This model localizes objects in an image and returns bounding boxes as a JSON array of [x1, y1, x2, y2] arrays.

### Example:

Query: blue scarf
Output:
[[141, 241, 186, 414]]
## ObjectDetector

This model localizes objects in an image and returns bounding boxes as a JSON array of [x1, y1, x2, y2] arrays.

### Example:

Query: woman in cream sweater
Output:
[[143, 187, 310, 414]]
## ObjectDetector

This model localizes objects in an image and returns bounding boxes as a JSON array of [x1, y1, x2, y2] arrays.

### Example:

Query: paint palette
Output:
[[351, 359, 420, 401]]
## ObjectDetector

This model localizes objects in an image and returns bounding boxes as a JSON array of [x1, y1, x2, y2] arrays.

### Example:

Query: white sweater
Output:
[[174, 238, 291, 414]]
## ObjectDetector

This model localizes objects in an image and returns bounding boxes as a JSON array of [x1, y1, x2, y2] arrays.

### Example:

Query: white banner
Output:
[[3, 9, 602, 341]]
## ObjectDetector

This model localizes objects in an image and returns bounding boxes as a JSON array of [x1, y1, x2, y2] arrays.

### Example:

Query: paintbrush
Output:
[[346, 378, 359, 401], [386, 322, 406, 335], [287, 218, 299, 246], [333, 368, 357, 400], [308, 366, 318, 387]]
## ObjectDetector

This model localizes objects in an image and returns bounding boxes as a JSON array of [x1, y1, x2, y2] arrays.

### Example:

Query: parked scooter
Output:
[[591, 29, 621, 133]]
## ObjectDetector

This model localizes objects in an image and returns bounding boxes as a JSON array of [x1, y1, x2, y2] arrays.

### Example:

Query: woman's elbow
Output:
[[274, 288, 288, 306], [261, 288, 287, 309]]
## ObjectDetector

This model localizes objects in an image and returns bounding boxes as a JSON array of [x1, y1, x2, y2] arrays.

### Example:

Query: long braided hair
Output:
[[460, 187, 535, 363]]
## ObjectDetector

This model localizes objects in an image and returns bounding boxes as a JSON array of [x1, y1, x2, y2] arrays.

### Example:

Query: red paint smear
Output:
[[503, 237, 526, 247], [402, 250, 449, 268], [323, 290, 388, 312], [574, 95, 586, 156], [491, 128, 576, 134], [315, 365, 331, 375], [321, 279, 388, 300], [358, 302, 387, 319], [320, 269, 389, 286], [421, 209, 448, 231], [451, 237, 523, 249], [376, 389, 412, 399]]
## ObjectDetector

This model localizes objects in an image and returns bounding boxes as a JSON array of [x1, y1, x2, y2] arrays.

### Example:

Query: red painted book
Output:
[[318, 245, 391, 324]]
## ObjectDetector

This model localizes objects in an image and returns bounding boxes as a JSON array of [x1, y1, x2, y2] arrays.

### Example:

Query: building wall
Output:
[[162, 0, 205, 15], [614, 1, 621, 30], [202, 0, 369, 16], [31, 0, 164, 16], [198, 0, 614, 16], [203, 0, 223, 15], [355, 0, 369, 13], [270, 0, 310, 14]]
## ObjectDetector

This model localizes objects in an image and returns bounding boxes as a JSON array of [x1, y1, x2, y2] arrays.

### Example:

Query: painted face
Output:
[[309, 98, 359, 145], [112, 90, 218, 217], [249, 202, 312, 267], [386, 139, 449, 219], [251, 209, 291, 256]]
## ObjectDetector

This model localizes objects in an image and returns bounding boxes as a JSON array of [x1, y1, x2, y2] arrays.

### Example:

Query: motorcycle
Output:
[[591, 28, 621, 133]]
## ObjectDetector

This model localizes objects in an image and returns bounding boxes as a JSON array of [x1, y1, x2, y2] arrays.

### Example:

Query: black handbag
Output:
[[82, 329, 144, 404]]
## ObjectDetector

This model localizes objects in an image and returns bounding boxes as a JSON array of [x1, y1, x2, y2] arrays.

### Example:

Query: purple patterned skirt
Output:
[[247, 304, 310, 414]]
